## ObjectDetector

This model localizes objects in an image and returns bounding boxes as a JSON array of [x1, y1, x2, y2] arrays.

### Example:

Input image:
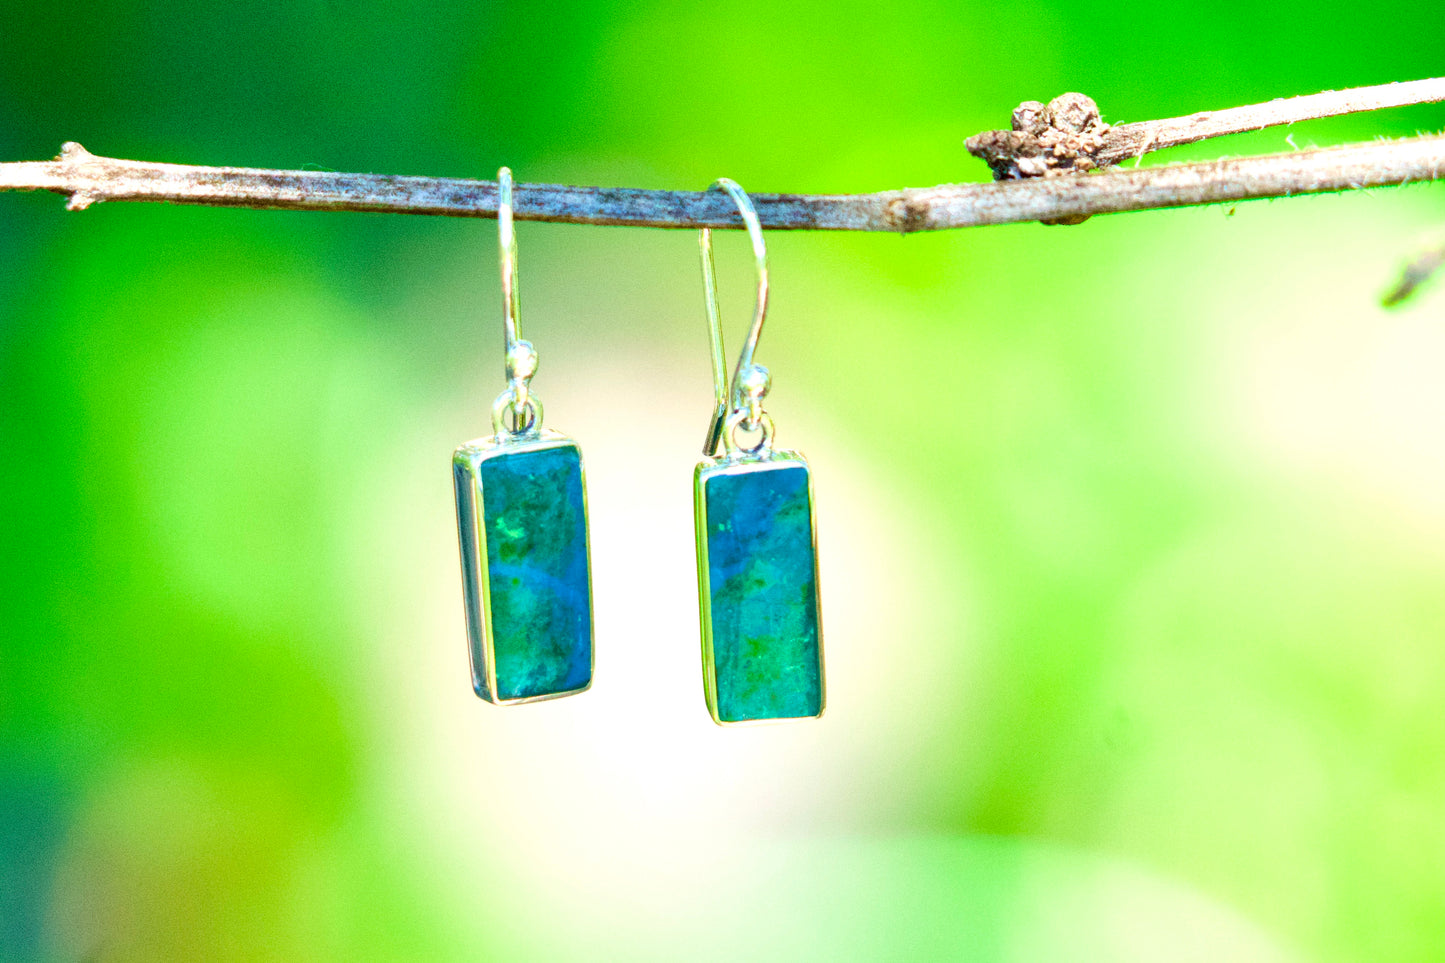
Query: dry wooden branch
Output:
[[0, 138, 1440, 233], [1, 79, 1442, 234]]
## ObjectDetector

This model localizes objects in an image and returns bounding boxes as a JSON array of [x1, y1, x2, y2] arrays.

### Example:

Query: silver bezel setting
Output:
[[693, 447, 826, 726], [453, 427, 595, 706]]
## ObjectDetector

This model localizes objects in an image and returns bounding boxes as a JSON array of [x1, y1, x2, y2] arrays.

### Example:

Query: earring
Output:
[[452, 167, 594, 705], [693, 179, 824, 725]]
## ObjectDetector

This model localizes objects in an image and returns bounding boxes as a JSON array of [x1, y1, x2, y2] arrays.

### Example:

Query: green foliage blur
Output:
[[3, 2, 1444, 960]]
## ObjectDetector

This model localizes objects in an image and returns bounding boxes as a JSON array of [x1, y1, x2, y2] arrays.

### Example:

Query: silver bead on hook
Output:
[[737, 363, 770, 431]]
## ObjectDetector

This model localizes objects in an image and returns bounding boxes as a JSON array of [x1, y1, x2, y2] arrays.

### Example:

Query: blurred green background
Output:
[[3, 2, 1444, 960]]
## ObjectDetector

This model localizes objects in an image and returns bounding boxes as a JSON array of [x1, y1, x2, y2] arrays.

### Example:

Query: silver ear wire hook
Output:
[[699, 178, 770, 457], [493, 167, 542, 436], [499, 167, 520, 355]]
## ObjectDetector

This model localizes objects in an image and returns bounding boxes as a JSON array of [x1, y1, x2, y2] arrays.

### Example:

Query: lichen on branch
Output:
[[966, 93, 1114, 180]]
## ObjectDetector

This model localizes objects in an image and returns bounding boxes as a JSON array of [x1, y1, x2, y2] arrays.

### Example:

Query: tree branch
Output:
[[0, 79, 1441, 233], [1, 138, 1441, 233]]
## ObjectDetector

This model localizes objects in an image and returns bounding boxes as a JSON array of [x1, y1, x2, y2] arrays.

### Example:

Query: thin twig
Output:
[[1100, 77, 1445, 165], [1, 137, 1441, 233], [1383, 241, 1445, 306]]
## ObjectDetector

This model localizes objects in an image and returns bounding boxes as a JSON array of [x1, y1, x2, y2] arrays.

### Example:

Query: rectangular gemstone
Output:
[[695, 453, 824, 724], [454, 433, 593, 704]]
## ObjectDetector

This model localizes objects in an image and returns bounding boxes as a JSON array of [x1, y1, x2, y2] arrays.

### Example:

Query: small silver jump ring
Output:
[[723, 408, 774, 456], [491, 389, 543, 437]]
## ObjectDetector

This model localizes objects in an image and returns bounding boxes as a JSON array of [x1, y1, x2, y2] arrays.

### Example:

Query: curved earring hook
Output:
[[498, 167, 522, 356], [497, 168, 525, 364], [699, 178, 769, 456], [493, 167, 540, 434]]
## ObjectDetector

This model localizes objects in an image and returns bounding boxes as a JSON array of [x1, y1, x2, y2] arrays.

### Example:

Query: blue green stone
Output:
[[700, 459, 823, 723], [454, 441, 592, 702]]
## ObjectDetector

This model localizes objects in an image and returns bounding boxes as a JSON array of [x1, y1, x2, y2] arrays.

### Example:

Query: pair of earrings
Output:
[[451, 171, 824, 726]]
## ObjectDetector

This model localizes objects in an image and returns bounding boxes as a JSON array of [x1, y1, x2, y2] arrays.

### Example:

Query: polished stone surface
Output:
[[700, 460, 822, 722], [454, 441, 592, 702]]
